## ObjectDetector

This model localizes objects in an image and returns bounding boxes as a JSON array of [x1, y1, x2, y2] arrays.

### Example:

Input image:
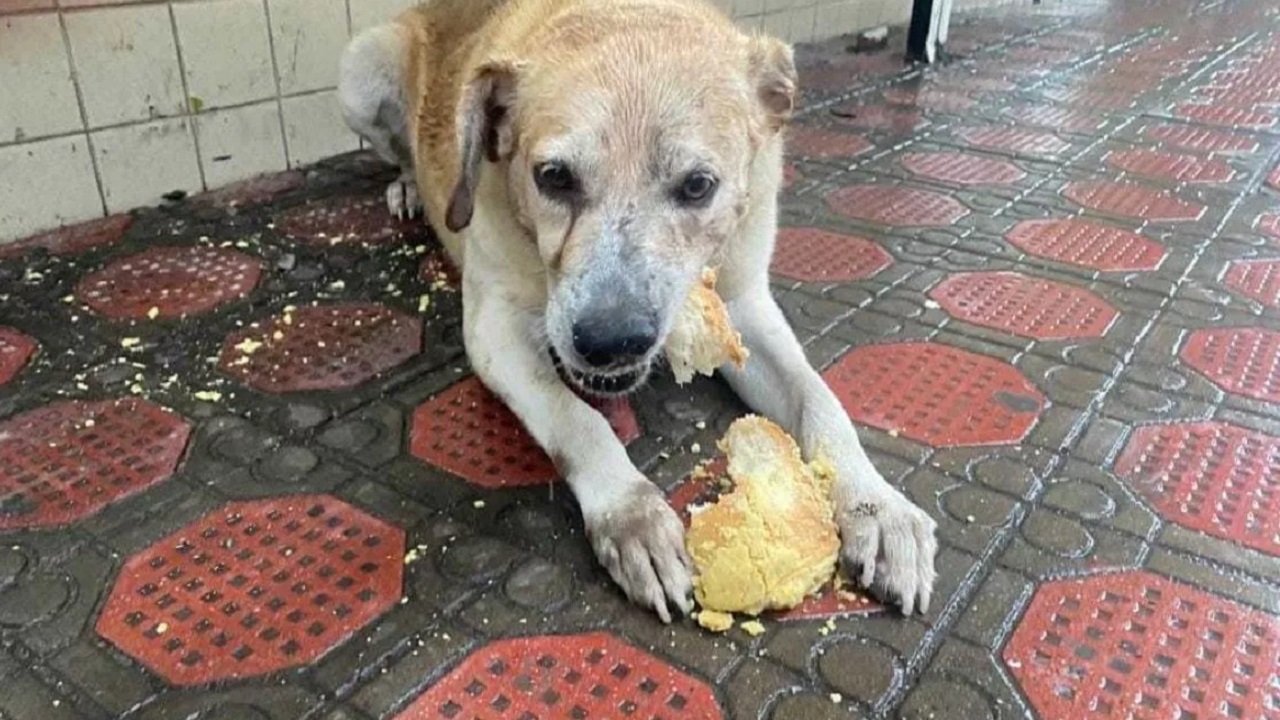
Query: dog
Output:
[[338, 0, 938, 622]]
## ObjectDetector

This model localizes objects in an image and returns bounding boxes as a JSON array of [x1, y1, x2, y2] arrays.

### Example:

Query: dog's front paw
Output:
[[836, 485, 938, 616], [583, 480, 694, 623], [385, 178, 422, 219]]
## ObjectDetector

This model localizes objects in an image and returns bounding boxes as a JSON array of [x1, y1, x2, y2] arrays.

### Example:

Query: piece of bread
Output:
[[686, 416, 840, 619], [664, 268, 749, 385]]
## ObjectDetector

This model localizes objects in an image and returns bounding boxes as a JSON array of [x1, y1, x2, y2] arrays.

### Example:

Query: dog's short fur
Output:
[[339, 0, 937, 621]]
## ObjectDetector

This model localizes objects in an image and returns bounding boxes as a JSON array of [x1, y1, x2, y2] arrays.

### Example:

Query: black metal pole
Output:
[[906, 0, 936, 62]]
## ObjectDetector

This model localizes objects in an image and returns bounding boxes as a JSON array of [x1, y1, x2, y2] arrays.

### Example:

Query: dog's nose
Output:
[[572, 316, 658, 368]]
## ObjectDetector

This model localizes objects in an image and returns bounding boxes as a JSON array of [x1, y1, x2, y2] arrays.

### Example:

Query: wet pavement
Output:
[[3, 0, 1280, 717]]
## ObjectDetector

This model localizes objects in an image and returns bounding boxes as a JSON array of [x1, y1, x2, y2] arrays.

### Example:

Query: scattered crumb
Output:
[[155, 622, 169, 634], [234, 338, 264, 355], [418, 294, 431, 313], [194, 390, 223, 402], [690, 443, 702, 454], [923, 299, 941, 310], [472, 500, 486, 509], [696, 610, 734, 633], [888, 428, 901, 438], [120, 337, 142, 349], [403, 547, 422, 565], [830, 693, 843, 704], [147, 306, 161, 320], [327, 280, 346, 291], [695, 420, 706, 430], [740, 620, 766, 637]]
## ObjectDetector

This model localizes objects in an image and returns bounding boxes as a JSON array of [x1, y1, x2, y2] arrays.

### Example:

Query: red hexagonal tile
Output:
[[1143, 123, 1261, 154], [823, 342, 1044, 447], [1005, 218, 1167, 272], [393, 632, 722, 719], [1181, 327, 1280, 403], [274, 194, 430, 246], [220, 303, 421, 393], [900, 152, 1027, 186], [786, 127, 872, 160], [1175, 103, 1276, 129], [1257, 213, 1280, 243], [409, 376, 640, 488], [1225, 259, 1280, 309], [0, 214, 133, 260], [1106, 148, 1235, 184], [826, 185, 969, 227], [97, 495, 404, 685], [930, 272, 1118, 340], [77, 246, 263, 320], [770, 227, 892, 283], [1062, 180, 1205, 222], [1116, 422, 1280, 556], [956, 127, 1071, 156], [668, 459, 881, 621], [1004, 105, 1107, 133], [882, 87, 976, 112], [0, 327, 37, 386], [1005, 571, 1280, 720], [829, 104, 928, 133], [0, 398, 190, 530]]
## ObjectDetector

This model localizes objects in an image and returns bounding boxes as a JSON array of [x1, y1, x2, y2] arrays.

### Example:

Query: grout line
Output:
[[261, 0, 293, 170], [167, 0, 208, 191], [54, 6, 109, 217]]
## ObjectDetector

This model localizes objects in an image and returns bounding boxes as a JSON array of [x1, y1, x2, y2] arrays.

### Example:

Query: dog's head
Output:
[[445, 5, 796, 395]]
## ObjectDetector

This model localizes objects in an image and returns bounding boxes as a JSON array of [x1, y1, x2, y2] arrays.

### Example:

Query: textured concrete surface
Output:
[[2, 0, 1280, 717]]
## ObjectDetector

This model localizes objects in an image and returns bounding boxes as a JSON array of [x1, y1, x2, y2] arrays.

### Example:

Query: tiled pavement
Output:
[[3, 0, 1280, 718]]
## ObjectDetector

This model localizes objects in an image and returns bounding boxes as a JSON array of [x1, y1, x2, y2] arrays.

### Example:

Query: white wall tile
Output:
[[196, 100, 286, 187], [64, 4, 185, 127], [282, 90, 356, 166], [349, 0, 418, 33], [269, 0, 348, 94], [174, 0, 275, 110], [0, 135, 102, 240], [93, 117, 201, 212], [0, 14, 82, 144]]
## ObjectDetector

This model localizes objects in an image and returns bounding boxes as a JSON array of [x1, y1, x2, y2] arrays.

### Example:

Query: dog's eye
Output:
[[676, 171, 718, 206], [534, 161, 580, 199]]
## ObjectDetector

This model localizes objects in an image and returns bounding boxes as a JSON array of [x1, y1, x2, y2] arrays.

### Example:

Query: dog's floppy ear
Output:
[[446, 60, 523, 232], [746, 34, 798, 131]]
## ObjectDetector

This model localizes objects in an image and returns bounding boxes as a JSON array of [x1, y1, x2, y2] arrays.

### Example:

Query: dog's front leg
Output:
[[463, 291, 693, 622], [722, 287, 938, 615]]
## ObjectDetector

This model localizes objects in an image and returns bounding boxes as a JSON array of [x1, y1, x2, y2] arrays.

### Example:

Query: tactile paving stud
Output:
[[392, 632, 723, 719], [786, 127, 873, 160], [826, 185, 969, 227], [1143, 123, 1261, 154], [1062, 180, 1205, 222], [1106, 148, 1235, 184], [929, 271, 1118, 340], [0, 327, 37, 386], [1004, 571, 1280, 720], [1181, 327, 1280, 403], [956, 127, 1071, 156], [1005, 218, 1167, 272], [409, 376, 640, 488], [96, 495, 404, 685], [770, 227, 892, 283], [1225, 259, 1280, 309], [823, 342, 1044, 447], [900, 152, 1027, 186], [668, 461, 881, 621], [1116, 422, 1280, 556], [1004, 105, 1106, 133], [274, 194, 430, 246], [1175, 103, 1276, 129], [77, 246, 263, 320], [219, 303, 422, 393], [0, 398, 190, 530]]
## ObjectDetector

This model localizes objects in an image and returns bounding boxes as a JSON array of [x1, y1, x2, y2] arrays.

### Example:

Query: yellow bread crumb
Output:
[[665, 268, 749, 384], [696, 610, 735, 633], [687, 416, 839, 615], [740, 620, 767, 637]]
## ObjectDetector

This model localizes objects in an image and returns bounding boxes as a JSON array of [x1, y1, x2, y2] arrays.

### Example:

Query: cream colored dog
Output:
[[338, 0, 938, 622]]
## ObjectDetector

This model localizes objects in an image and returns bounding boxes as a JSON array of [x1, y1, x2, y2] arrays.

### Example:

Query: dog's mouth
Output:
[[549, 347, 652, 397]]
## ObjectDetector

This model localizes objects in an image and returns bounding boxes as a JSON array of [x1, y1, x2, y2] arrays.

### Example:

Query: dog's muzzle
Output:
[[549, 347, 650, 396]]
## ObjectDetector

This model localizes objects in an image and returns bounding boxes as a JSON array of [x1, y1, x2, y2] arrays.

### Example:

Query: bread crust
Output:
[[664, 268, 749, 384]]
